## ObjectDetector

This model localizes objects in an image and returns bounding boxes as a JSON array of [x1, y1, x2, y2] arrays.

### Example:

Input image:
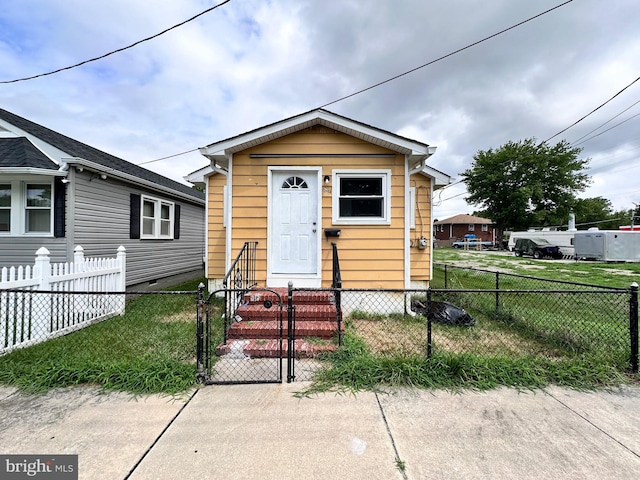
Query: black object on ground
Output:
[[411, 300, 475, 326]]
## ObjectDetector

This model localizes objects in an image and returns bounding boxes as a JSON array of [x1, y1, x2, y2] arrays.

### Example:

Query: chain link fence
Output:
[[0, 289, 199, 393], [307, 280, 637, 374]]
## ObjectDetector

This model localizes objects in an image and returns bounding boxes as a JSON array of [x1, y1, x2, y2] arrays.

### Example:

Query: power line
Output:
[[133, 2, 573, 167], [571, 97, 640, 144], [543, 74, 640, 143], [319, 0, 573, 109], [0, 0, 233, 84], [136, 148, 201, 166], [573, 111, 640, 147]]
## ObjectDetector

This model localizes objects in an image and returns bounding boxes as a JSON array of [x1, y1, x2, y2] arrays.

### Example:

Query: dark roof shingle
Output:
[[0, 137, 58, 169], [0, 109, 204, 201]]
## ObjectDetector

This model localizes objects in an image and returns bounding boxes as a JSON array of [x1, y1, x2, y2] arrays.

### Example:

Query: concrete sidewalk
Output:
[[1, 384, 639, 479]]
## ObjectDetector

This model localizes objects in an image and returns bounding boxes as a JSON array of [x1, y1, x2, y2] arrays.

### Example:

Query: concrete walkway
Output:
[[1, 384, 639, 479]]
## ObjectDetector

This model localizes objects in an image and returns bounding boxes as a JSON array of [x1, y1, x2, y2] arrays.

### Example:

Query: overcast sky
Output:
[[1, 0, 638, 225]]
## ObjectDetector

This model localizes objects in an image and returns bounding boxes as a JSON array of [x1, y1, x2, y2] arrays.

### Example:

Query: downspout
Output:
[[57, 160, 74, 260]]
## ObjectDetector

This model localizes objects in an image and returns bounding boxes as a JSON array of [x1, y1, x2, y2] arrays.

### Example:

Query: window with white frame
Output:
[[332, 170, 391, 225], [482, 224, 488, 232], [0, 181, 54, 235], [468, 224, 475, 231], [0, 184, 10, 232], [141, 195, 174, 239], [25, 183, 52, 233]]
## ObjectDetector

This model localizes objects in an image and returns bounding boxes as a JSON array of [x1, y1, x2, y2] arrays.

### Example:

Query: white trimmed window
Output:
[[482, 224, 489, 232], [0, 181, 54, 235], [468, 224, 475, 231], [332, 170, 391, 225], [0, 183, 10, 232], [141, 195, 174, 239]]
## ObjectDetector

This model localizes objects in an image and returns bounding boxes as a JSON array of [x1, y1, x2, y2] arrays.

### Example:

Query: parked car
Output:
[[451, 240, 494, 248], [514, 238, 563, 259]]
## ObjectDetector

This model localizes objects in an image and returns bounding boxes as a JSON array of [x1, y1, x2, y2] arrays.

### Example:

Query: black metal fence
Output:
[[2, 267, 637, 393], [324, 285, 637, 373], [433, 262, 627, 291], [0, 289, 198, 392]]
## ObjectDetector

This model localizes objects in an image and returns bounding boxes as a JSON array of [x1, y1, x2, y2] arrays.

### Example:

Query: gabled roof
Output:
[[195, 108, 451, 185], [0, 137, 58, 170], [435, 214, 493, 225], [200, 108, 436, 161], [0, 109, 204, 203]]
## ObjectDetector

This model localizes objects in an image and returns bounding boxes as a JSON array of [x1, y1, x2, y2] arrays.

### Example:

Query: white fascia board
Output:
[[184, 165, 213, 183], [0, 167, 66, 176], [419, 166, 452, 187], [64, 157, 205, 204], [200, 109, 435, 159]]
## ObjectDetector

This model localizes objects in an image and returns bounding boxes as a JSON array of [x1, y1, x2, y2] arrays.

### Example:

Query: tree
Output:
[[572, 197, 614, 228], [461, 138, 590, 242]]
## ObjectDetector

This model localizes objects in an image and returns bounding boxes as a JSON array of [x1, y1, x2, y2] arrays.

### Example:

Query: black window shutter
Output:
[[54, 177, 66, 238], [130, 194, 141, 239], [174, 204, 181, 240]]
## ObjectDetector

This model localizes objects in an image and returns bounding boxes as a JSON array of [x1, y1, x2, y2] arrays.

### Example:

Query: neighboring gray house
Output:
[[0, 108, 205, 290]]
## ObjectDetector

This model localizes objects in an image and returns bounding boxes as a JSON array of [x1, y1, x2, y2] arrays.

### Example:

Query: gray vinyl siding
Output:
[[71, 172, 204, 287], [0, 236, 67, 270]]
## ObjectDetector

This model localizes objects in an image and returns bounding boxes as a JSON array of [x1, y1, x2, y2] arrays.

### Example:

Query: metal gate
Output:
[[197, 288, 287, 384]]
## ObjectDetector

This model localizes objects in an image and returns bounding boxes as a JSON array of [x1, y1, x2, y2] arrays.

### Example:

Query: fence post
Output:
[[115, 246, 127, 315], [287, 281, 294, 383], [631, 282, 638, 374], [196, 282, 206, 381], [444, 264, 448, 289], [495, 271, 500, 312], [33, 248, 52, 341], [426, 288, 432, 360]]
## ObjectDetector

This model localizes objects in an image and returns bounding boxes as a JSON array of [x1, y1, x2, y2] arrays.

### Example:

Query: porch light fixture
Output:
[[323, 175, 330, 184]]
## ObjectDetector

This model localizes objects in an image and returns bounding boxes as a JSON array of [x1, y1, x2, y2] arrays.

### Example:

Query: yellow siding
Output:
[[204, 125, 435, 289], [410, 174, 432, 281], [207, 174, 227, 278]]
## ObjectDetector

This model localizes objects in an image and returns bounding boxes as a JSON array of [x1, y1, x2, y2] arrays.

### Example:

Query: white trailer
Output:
[[574, 230, 640, 262], [508, 230, 576, 257]]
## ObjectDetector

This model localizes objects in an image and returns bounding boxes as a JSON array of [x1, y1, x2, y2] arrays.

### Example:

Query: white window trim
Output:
[[140, 195, 175, 240], [482, 224, 489, 232], [0, 179, 54, 237], [468, 224, 475, 231], [332, 169, 392, 225]]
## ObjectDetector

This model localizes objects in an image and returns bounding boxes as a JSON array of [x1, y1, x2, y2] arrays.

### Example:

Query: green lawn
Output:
[[0, 279, 206, 395], [433, 247, 640, 288]]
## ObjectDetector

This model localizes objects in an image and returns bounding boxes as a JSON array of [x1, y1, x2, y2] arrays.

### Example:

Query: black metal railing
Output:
[[222, 241, 258, 343], [331, 242, 343, 346]]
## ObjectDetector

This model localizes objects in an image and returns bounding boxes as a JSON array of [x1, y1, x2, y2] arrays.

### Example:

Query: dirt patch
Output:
[[352, 317, 563, 358]]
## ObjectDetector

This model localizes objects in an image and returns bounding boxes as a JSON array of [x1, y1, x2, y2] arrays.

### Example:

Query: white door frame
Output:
[[267, 166, 322, 287]]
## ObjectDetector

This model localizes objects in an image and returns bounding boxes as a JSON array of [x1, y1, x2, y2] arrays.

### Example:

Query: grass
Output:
[[0, 278, 207, 395], [434, 247, 640, 288], [298, 249, 638, 395], [301, 324, 630, 396]]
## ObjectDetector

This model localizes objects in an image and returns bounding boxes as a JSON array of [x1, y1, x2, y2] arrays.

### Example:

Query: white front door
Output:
[[269, 170, 320, 285]]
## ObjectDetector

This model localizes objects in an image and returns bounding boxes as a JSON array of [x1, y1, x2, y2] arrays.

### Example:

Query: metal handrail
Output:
[[222, 242, 258, 343]]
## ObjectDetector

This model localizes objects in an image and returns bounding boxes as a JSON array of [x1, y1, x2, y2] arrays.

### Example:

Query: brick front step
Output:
[[227, 320, 341, 340], [236, 304, 337, 322], [243, 289, 335, 306], [216, 338, 338, 358]]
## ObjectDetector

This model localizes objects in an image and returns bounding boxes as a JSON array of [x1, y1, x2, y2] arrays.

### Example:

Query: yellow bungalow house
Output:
[[187, 109, 451, 293]]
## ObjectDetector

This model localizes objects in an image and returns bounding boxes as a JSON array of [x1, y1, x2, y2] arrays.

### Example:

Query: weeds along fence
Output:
[[0, 289, 199, 393], [328, 281, 638, 374]]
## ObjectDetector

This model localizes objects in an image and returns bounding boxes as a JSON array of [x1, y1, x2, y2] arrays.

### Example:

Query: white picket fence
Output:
[[0, 245, 126, 354]]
